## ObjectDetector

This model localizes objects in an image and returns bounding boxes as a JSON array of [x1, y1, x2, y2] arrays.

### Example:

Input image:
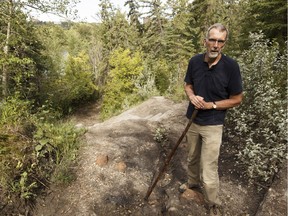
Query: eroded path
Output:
[[32, 97, 287, 216]]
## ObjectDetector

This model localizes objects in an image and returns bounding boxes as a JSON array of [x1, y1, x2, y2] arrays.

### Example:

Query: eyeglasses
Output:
[[207, 38, 226, 45]]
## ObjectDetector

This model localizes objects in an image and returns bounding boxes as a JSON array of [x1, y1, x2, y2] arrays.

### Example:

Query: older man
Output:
[[182, 23, 243, 216]]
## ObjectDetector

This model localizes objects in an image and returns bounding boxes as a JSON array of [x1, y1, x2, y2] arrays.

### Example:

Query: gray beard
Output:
[[208, 52, 219, 58]]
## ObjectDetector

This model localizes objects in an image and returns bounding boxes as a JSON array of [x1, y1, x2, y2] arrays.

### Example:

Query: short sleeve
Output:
[[228, 60, 243, 95]]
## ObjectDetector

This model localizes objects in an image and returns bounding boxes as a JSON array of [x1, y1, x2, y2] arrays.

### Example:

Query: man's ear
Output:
[[203, 39, 207, 47]]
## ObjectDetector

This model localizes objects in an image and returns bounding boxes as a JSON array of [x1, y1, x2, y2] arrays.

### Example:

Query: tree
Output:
[[139, 0, 167, 58], [99, 0, 141, 92], [189, 0, 225, 45], [165, 0, 195, 62], [0, 0, 79, 98], [0, 4, 48, 101], [101, 48, 143, 119], [125, 0, 143, 33], [68, 23, 105, 87], [187, 0, 244, 54], [239, 0, 287, 51], [1, 0, 13, 97], [23, 0, 79, 19], [46, 51, 97, 113], [163, 0, 196, 96]]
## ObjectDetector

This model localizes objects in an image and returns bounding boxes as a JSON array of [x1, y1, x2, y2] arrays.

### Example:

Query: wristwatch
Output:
[[212, 102, 217, 109]]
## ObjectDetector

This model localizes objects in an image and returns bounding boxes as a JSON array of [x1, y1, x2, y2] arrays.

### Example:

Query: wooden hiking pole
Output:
[[144, 109, 198, 201]]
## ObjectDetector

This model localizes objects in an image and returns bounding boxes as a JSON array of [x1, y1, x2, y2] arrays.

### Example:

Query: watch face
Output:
[[213, 104, 217, 109]]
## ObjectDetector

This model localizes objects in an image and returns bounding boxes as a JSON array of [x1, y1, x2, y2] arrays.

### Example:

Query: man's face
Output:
[[204, 28, 227, 59]]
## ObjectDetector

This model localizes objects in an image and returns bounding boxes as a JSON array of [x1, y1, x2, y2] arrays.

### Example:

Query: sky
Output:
[[33, 0, 129, 23]]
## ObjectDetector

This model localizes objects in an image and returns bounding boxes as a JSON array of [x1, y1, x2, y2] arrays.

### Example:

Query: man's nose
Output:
[[214, 41, 220, 46]]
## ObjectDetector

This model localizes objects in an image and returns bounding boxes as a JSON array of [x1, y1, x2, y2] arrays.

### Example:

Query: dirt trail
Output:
[[32, 96, 287, 216]]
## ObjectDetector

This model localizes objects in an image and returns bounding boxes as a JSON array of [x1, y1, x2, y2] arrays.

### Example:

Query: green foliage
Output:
[[65, 24, 92, 56], [34, 122, 81, 165], [134, 59, 159, 100], [0, 94, 31, 128], [0, 0, 287, 213], [0, 95, 85, 205], [153, 59, 170, 95], [0, 8, 49, 99], [101, 48, 144, 119], [125, 0, 143, 33], [36, 23, 102, 114], [99, 2, 139, 52], [33, 121, 85, 182], [46, 51, 97, 114], [164, 0, 195, 61], [36, 24, 67, 73], [241, 0, 287, 51], [166, 81, 187, 103], [154, 126, 168, 144], [225, 33, 287, 186], [140, 0, 167, 58]]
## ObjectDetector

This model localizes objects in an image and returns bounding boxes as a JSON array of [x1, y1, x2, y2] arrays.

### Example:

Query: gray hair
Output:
[[206, 23, 229, 40]]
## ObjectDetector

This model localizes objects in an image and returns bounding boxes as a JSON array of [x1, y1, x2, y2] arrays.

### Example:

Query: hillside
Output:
[[32, 96, 287, 216]]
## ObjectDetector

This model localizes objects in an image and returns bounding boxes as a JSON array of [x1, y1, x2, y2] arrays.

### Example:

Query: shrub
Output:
[[153, 59, 170, 95], [0, 95, 85, 209], [101, 48, 144, 119], [154, 126, 168, 144], [225, 33, 287, 186], [45, 51, 98, 114]]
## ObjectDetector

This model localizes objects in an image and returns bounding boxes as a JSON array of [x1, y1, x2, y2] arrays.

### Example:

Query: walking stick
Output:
[[144, 109, 198, 201]]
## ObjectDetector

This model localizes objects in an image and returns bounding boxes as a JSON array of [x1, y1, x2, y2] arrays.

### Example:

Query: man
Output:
[[182, 23, 243, 215]]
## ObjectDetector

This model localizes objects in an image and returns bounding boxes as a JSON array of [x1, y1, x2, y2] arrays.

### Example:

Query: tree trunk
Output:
[[2, 0, 13, 98]]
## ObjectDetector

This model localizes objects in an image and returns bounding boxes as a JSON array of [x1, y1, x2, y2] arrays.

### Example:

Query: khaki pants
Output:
[[186, 122, 223, 206]]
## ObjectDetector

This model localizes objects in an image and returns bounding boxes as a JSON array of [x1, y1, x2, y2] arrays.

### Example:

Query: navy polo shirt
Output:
[[184, 53, 243, 125]]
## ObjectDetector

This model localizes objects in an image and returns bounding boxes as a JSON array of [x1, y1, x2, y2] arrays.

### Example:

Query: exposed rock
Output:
[[180, 189, 205, 205], [95, 154, 109, 166], [74, 123, 84, 128], [115, 161, 127, 172]]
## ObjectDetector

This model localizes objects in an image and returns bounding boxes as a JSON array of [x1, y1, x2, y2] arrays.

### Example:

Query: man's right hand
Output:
[[189, 95, 204, 109]]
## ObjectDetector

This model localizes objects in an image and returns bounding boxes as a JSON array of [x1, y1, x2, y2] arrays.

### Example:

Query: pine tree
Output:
[[139, 0, 167, 58], [125, 0, 143, 33], [241, 0, 287, 51]]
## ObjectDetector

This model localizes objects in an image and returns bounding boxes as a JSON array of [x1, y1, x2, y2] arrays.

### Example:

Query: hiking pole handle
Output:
[[144, 109, 198, 201]]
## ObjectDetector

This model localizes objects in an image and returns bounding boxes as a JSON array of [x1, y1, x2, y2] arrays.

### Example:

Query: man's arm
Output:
[[184, 83, 204, 109], [204, 93, 243, 110], [185, 82, 243, 110]]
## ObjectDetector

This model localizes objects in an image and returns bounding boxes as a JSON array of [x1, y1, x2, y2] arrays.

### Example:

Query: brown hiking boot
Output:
[[179, 183, 201, 193]]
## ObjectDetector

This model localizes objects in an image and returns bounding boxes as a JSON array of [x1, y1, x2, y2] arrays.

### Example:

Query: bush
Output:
[[0, 95, 85, 209], [101, 48, 144, 119], [225, 33, 287, 186], [153, 59, 170, 95], [44, 51, 98, 115]]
